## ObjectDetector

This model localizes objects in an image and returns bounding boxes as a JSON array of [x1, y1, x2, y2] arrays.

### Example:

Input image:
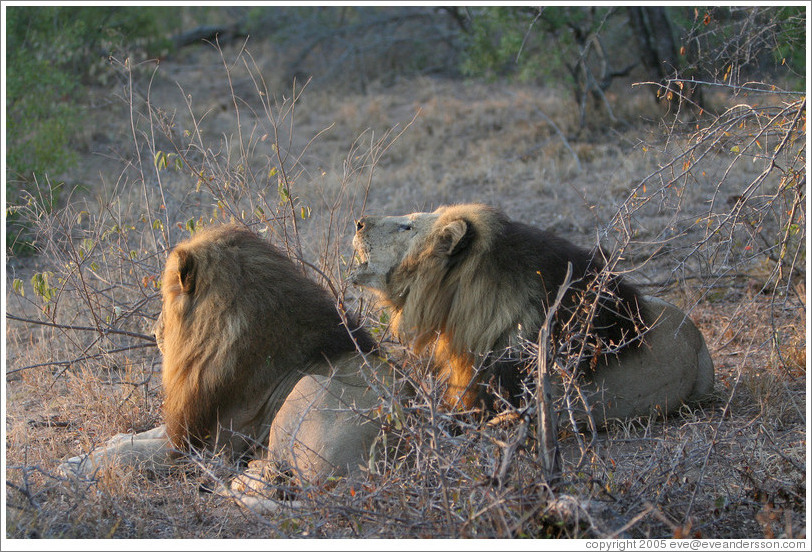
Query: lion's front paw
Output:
[[224, 459, 300, 514], [58, 426, 170, 479], [230, 459, 293, 495], [57, 433, 136, 478]]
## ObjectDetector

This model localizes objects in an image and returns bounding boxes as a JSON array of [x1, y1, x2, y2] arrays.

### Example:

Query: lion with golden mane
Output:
[[351, 203, 714, 423], [61, 224, 391, 486]]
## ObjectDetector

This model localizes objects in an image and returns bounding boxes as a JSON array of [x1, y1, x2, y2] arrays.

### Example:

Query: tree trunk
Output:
[[627, 7, 703, 111]]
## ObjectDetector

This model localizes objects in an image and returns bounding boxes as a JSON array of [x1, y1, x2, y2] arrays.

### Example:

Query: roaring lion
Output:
[[351, 203, 714, 422], [61, 224, 391, 484]]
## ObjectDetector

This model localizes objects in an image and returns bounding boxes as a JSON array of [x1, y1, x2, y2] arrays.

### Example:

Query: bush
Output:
[[5, 6, 178, 253], [461, 6, 806, 123]]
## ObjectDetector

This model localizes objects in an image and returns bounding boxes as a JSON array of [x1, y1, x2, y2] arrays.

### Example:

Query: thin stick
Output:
[[6, 343, 156, 376], [6, 313, 155, 342]]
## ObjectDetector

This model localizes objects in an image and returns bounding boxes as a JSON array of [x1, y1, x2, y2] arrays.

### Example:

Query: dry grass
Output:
[[5, 38, 806, 541]]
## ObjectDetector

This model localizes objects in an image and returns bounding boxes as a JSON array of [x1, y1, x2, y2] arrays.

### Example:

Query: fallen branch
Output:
[[534, 107, 582, 172]]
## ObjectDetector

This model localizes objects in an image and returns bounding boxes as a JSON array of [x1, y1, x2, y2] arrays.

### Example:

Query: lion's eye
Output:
[[397, 223, 413, 232]]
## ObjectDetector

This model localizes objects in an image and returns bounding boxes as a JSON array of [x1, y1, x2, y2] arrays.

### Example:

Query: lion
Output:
[[61, 224, 392, 486], [351, 203, 714, 423]]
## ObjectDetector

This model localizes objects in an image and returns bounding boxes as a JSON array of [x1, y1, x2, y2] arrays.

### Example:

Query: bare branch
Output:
[[6, 313, 156, 343]]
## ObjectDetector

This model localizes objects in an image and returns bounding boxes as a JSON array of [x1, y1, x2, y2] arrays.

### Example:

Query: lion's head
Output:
[[351, 210, 441, 295], [352, 205, 502, 305]]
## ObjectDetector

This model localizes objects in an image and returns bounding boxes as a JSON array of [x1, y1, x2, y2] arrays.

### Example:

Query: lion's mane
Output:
[[370, 204, 643, 409]]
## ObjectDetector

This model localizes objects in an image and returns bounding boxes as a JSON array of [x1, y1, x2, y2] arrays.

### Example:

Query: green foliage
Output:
[[5, 6, 176, 71], [6, 6, 179, 254], [6, 6, 178, 182], [462, 6, 806, 89], [772, 6, 806, 75], [154, 151, 184, 172], [5, 52, 78, 184], [12, 279, 25, 297], [460, 7, 602, 86], [668, 6, 805, 85], [30, 272, 57, 304]]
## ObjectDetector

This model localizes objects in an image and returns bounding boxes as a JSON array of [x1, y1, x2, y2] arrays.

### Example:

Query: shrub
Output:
[[5, 6, 178, 253]]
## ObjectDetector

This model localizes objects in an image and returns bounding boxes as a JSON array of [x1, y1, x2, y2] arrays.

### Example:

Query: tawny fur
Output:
[[353, 203, 643, 410], [158, 224, 374, 456]]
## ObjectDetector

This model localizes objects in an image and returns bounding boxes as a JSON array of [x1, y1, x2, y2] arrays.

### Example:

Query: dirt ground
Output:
[[5, 38, 807, 541]]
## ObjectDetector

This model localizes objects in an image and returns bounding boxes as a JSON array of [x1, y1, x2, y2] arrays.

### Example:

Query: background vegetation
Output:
[[4, 5, 807, 540]]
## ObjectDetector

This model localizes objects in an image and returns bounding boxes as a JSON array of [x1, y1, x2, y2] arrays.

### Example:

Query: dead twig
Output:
[[535, 262, 571, 480], [5, 343, 157, 377], [490, 418, 529, 487], [6, 313, 156, 343]]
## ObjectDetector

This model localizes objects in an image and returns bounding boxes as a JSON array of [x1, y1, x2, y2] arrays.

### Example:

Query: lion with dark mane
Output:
[[352, 203, 714, 422], [62, 224, 390, 485]]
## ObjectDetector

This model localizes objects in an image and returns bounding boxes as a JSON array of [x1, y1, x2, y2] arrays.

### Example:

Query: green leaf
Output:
[[12, 278, 25, 297], [154, 151, 167, 170], [80, 238, 94, 259], [278, 180, 290, 202], [31, 272, 56, 303]]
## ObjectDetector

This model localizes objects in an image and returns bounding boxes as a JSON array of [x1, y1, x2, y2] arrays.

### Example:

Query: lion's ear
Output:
[[175, 249, 197, 295], [438, 219, 473, 257]]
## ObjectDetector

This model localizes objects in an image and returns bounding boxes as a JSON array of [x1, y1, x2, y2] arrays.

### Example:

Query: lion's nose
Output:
[[355, 218, 365, 232]]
